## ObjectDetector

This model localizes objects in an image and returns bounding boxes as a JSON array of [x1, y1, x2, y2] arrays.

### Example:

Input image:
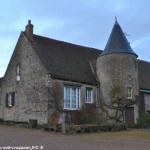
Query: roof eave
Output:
[[100, 51, 138, 57], [50, 74, 98, 85]]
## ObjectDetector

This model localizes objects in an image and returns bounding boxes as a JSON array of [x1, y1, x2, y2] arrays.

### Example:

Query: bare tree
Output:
[[100, 78, 138, 124]]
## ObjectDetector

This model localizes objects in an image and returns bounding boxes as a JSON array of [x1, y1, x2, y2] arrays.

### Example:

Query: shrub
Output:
[[81, 113, 96, 124], [137, 113, 150, 128], [69, 125, 78, 133], [44, 124, 55, 131], [0, 118, 3, 123], [55, 124, 62, 132], [44, 123, 127, 134], [69, 124, 127, 133], [112, 124, 127, 131]]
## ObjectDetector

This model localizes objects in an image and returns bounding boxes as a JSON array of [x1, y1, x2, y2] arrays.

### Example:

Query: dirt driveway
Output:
[[0, 125, 149, 150]]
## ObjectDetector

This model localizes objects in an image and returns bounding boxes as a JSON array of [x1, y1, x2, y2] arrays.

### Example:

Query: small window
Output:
[[16, 65, 20, 81], [127, 87, 132, 99], [64, 85, 80, 110], [6, 92, 15, 108], [85, 88, 93, 103], [128, 75, 132, 80]]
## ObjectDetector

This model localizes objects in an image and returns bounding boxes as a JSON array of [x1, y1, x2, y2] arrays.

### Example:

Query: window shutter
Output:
[[6, 93, 8, 107], [11, 92, 15, 106]]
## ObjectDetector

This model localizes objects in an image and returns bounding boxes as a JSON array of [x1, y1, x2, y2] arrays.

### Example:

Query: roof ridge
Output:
[[32, 34, 102, 52]]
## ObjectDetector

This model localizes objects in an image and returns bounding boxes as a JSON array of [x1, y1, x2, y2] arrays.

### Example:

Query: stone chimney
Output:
[[25, 20, 34, 39]]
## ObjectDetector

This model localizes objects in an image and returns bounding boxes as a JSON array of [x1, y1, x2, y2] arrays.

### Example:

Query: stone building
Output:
[[0, 20, 150, 126]]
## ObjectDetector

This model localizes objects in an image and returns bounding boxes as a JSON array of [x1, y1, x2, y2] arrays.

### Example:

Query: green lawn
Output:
[[91, 129, 150, 140]]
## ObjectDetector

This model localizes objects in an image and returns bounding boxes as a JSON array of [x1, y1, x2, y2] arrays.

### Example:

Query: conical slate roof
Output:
[[101, 20, 137, 57]]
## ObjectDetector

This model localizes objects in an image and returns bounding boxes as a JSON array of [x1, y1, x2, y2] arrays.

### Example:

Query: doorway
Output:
[[125, 107, 134, 127]]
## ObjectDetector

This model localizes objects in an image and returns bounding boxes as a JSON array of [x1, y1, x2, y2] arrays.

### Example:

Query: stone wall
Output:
[[0, 33, 98, 125], [0, 33, 50, 124], [50, 79, 98, 125], [96, 53, 139, 124]]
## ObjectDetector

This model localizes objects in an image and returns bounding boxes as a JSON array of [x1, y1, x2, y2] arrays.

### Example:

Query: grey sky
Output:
[[0, 0, 150, 77]]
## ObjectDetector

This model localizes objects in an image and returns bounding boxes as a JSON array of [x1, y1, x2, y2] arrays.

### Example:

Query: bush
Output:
[[44, 123, 127, 134], [0, 118, 3, 123], [69, 125, 78, 133], [55, 124, 62, 132], [68, 124, 127, 134], [98, 125, 114, 131], [81, 113, 96, 124], [137, 113, 150, 128], [44, 124, 55, 131], [112, 124, 127, 131]]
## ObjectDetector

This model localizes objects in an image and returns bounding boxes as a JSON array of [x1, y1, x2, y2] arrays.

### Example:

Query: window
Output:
[[127, 87, 132, 99], [85, 88, 93, 103], [16, 65, 20, 81], [128, 75, 132, 80], [64, 86, 80, 110], [6, 92, 15, 108]]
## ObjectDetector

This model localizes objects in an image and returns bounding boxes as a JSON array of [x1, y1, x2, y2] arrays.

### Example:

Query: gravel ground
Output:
[[0, 125, 149, 150]]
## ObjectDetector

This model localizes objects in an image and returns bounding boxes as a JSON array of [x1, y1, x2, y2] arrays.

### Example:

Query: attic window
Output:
[[16, 65, 20, 81], [6, 92, 15, 108]]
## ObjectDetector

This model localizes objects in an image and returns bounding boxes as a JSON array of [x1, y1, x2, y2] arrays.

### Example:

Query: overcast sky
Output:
[[0, 0, 150, 77]]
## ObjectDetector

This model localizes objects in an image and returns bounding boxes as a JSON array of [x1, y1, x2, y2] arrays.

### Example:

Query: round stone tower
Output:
[[96, 20, 139, 125]]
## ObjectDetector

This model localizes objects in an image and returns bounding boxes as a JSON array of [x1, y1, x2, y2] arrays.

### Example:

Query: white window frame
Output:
[[16, 65, 20, 81], [85, 88, 93, 103], [127, 87, 132, 99], [64, 85, 80, 110]]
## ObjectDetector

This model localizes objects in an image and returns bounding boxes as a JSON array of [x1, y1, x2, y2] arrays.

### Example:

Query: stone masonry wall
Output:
[[96, 53, 139, 124], [0, 33, 51, 124], [50, 79, 98, 125], [0, 32, 98, 125]]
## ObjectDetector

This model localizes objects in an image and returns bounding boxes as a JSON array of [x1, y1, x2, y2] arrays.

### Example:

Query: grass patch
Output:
[[91, 129, 150, 140], [0, 124, 150, 140]]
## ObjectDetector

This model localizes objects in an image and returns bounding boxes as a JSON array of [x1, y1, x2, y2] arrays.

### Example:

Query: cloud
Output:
[[0, 0, 150, 77]]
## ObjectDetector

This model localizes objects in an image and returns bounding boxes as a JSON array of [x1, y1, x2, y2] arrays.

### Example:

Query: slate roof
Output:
[[29, 34, 102, 84], [101, 20, 137, 57], [138, 60, 150, 90], [24, 32, 150, 88]]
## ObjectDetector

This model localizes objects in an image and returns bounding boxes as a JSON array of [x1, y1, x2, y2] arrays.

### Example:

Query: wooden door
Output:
[[125, 107, 134, 127]]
